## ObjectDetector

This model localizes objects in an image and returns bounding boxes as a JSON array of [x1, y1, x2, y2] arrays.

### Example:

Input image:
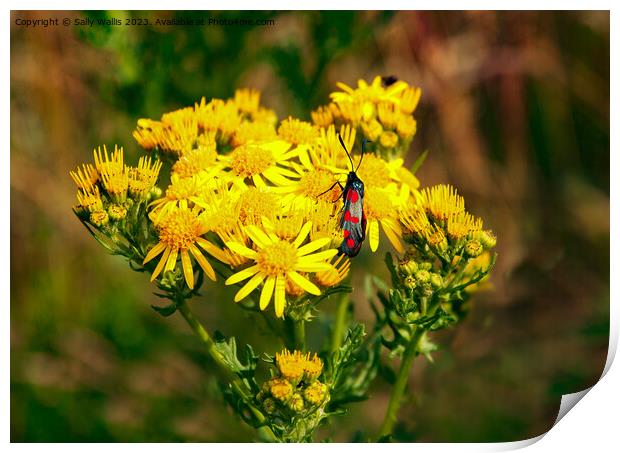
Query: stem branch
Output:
[[330, 293, 350, 353]]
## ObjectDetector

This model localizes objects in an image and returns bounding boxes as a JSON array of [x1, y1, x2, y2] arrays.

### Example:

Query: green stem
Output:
[[177, 300, 276, 441], [377, 328, 425, 440], [293, 318, 306, 351], [330, 293, 350, 353]]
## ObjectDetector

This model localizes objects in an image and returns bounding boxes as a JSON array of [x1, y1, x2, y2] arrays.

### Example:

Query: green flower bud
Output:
[[464, 239, 483, 258], [427, 230, 448, 253], [478, 229, 497, 249], [150, 186, 162, 199], [430, 273, 443, 289], [404, 275, 417, 289], [108, 204, 127, 221], [89, 210, 109, 227], [262, 397, 277, 415], [415, 270, 430, 283], [288, 393, 305, 412], [419, 262, 432, 271], [398, 258, 418, 276]]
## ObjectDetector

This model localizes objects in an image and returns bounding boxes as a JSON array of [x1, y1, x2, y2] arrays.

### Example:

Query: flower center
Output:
[[278, 117, 319, 145], [358, 155, 391, 188], [256, 241, 297, 276], [173, 146, 218, 178], [236, 188, 279, 226], [364, 190, 394, 220], [230, 145, 274, 177], [165, 177, 198, 200], [158, 209, 203, 250], [299, 169, 339, 199]]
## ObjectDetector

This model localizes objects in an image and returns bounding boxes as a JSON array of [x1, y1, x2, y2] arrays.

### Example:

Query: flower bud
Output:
[[262, 397, 277, 415], [415, 270, 430, 283], [464, 239, 483, 258], [430, 273, 443, 289], [379, 131, 399, 148], [398, 258, 418, 276], [419, 261, 433, 271], [108, 204, 128, 222], [396, 116, 417, 139], [303, 381, 328, 406], [427, 230, 448, 253], [150, 186, 163, 199], [89, 210, 109, 227], [269, 377, 293, 402], [288, 393, 305, 412], [404, 275, 417, 289], [478, 229, 497, 249], [362, 119, 383, 141]]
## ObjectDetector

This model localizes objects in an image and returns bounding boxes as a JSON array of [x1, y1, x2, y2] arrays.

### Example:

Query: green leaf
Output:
[[150, 302, 178, 317]]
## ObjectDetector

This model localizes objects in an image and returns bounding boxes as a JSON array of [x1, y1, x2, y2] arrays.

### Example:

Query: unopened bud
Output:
[[288, 393, 305, 412], [478, 230, 497, 249], [464, 239, 483, 258], [430, 273, 443, 289], [404, 275, 417, 289], [108, 204, 127, 221], [262, 397, 277, 415], [415, 270, 430, 283], [90, 210, 109, 227], [303, 381, 328, 406]]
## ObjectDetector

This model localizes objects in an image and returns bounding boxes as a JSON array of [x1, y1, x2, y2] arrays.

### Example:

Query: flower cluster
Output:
[[258, 350, 329, 421], [71, 80, 426, 319], [70, 145, 162, 229], [312, 76, 421, 159]]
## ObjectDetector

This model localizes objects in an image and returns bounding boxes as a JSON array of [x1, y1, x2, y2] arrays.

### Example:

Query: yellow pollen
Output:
[[157, 209, 205, 250], [278, 117, 319, 145], [256, 241, 298, 276], [230, 145, 275, 177], [358, 154, 391, 188], [364, 190, 394, 220], [172, 146, 218, 178], [299, 170, 339, 199], [236, 188, 278, 226]]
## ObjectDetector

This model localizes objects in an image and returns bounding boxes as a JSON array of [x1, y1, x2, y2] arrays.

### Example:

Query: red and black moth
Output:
[[322, 134, 369, 257]]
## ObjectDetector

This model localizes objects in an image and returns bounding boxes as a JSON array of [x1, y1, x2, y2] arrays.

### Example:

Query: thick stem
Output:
[[293, 318, 306, 351], [330, 293, 350, 353], [377, 328, 425, 440]]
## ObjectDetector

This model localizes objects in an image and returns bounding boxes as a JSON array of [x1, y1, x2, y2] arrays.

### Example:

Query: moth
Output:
[[321, 134, 368, 257]]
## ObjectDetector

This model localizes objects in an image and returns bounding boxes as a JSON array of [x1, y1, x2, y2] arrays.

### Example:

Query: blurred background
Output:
[[10, 11, 609, 442]]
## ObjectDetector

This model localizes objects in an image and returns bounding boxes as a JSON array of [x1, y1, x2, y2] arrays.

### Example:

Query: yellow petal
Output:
[[234, 273, 266, 302], [260, 277, 275, 310], [165, 248, 178, 272], [225, 242, 258, 259], [245, 225, 273, 248], [295, 262, 332, 272], [296, 237, 330, 256], [300, 249, 338, 263], [181, 250, 194, 289], [189, 245, 216, 281], [288, 271, 321, 296], [293, 221, 312, 248], [252, 173, 266, 188], [225, 264, 260, 285], [274, 276, 286, 318], [369, 219, 380, 252], [196, 238, 229, 264], [150, 248, 171, 282], [143, 242, 165, 264], [381, 219, 404, 253]]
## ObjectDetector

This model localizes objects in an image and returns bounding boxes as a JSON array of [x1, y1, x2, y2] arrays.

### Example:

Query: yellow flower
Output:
[[275, 162, 342, 212], [275, 350, 307, 382], [399, 86, 422, 114], [70, 163, 98, 190], [312, 124, 357, 171], [171, 142, 219, 178], [304, 381, 328, 405], [308, 200, 341, 247], [149, 173, 209, 223], [133, 108, 199, 155], [235, 187, 281, 227], [93, 145, 124, 176], [277, 117, 319, 146], [361, 119, 383, 141], [220, 140, 300, 188], [315, 254, 351, 287], [232, 121, 278, 147], [75, 184, 103, 213], [331, 76, 408, 106], [224, 222, 337, 317], [379, 131, 399, 148], [447, 211, 483, 241], [268, 377, 293, 402], [234, 88, 261, 114], [421, 184, 465, 224], [261, 211, 306, 241], [365, 189, 404, 253], [142, 204, 221, 289], [128, 156, 163, 200], [311, 105, 334, 128], [194, 98, 242, 143], [401, 204, 432, 237]]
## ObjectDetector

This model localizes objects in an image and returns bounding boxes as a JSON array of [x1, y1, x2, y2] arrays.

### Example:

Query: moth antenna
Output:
[[338, 133, 355, 171], [355, 139, 370, 172]]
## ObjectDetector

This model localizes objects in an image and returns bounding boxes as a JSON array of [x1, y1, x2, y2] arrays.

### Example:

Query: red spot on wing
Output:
[[350, 216, 359, 224], [344, 211, 351, 221], [349, 191, 359, 202], [346, 238, 355, 248], [343, 229, 350, 238]]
